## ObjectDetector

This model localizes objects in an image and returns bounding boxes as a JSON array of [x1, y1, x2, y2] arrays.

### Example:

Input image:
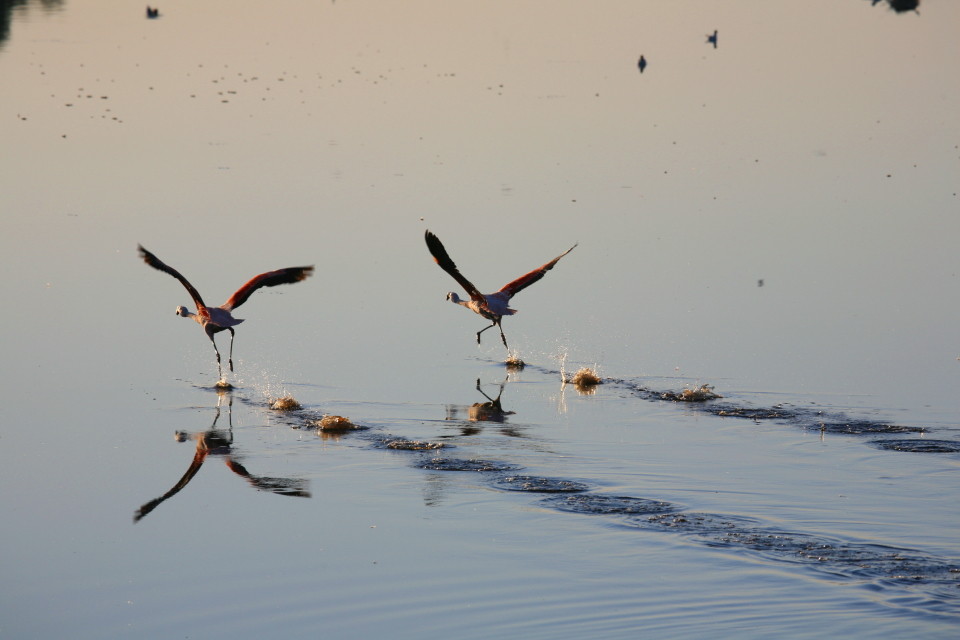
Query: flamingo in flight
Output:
[[138, 245, 313, 378], [424, 230, 576, 349]]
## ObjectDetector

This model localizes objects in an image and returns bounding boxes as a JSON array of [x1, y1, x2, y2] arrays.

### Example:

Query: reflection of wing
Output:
[[138, 244, 208, 311], [425, 231, 484, 301], [225, 460, 311, 497], [223, 266, 314, 311], [500, 243, 577, 298], [133, 448, 208, 523]]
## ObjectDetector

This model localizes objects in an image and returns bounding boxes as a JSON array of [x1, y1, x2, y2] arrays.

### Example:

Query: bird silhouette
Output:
[[425, 230, 576, 349]]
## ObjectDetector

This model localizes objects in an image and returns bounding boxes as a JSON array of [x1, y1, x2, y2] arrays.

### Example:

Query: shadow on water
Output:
[[0, 0, 64, 49], [133, 389, 310, 523]]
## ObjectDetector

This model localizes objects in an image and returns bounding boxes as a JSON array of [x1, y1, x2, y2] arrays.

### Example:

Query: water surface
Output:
[[1, 1, 958, 638]]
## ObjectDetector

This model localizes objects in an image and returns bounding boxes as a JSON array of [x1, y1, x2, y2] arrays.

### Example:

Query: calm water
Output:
[[2, 0, 958, 638]]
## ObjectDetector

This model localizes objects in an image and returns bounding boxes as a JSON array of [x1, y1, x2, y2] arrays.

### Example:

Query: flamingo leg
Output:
[[475, 320, 509, 348], [206, 326, 224, 378], [227, 327, 236, 372], [476, 322, 497, 344]]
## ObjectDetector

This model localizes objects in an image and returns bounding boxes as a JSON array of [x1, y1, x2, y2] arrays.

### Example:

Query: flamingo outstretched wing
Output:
[[499, 243, 577, 298], [133, 447, 208, 523], [223, 266, 314, 311], [425, 230, 484, 301], [225, 459, 312, 497], [138, 244, 208, 311]]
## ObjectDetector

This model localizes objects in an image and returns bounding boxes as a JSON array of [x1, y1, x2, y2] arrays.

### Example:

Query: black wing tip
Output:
[[424, 230, 447, 260], [137, 244, 162, 267]]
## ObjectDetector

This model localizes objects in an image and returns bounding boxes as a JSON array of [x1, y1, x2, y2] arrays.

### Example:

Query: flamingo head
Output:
[[175, 305, 191, 317], [446, 292, 462, 304]]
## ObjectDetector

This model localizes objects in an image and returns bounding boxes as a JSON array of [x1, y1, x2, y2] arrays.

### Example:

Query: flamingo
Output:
[[137, 245, 313, 378], [424, 230, 576, 349], [706, 30, 718, 48]]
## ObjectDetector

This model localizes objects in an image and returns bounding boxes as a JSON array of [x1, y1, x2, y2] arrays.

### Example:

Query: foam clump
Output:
[[270, 396, 302, 411], [505, 353, 525, 369], [661, 384, 722, 402], [570, 367, 602, 387]]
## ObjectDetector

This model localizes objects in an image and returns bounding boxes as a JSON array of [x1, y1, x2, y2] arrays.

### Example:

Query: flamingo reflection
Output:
[[444, 377, 522, 437], [468, 377, 515, 423], [134, 390, 310, 523]]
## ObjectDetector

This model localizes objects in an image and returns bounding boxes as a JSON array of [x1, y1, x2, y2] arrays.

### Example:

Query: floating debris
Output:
[[270, 396, 302, 411], [661, 384, 722, 402]]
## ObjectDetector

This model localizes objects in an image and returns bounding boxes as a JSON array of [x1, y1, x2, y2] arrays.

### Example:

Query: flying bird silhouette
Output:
[[424, 230, 576, 349], [138, 245, 313, 378], [707, 30, 718, 48], [638, 55, 647, 73]]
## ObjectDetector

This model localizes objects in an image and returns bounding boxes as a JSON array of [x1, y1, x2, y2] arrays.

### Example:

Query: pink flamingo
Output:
[[425, 230, 576, 348], [138, 245, 313, 377]]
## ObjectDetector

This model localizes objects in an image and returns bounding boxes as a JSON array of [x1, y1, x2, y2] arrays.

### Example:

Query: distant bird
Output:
[[137, 245, 313, 378], [872, 0, 919, 13], [424, 230, 576, 349], [146, 6, 159, 18], [637, 55, 647, 73], [707, 30, 718, 48]]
